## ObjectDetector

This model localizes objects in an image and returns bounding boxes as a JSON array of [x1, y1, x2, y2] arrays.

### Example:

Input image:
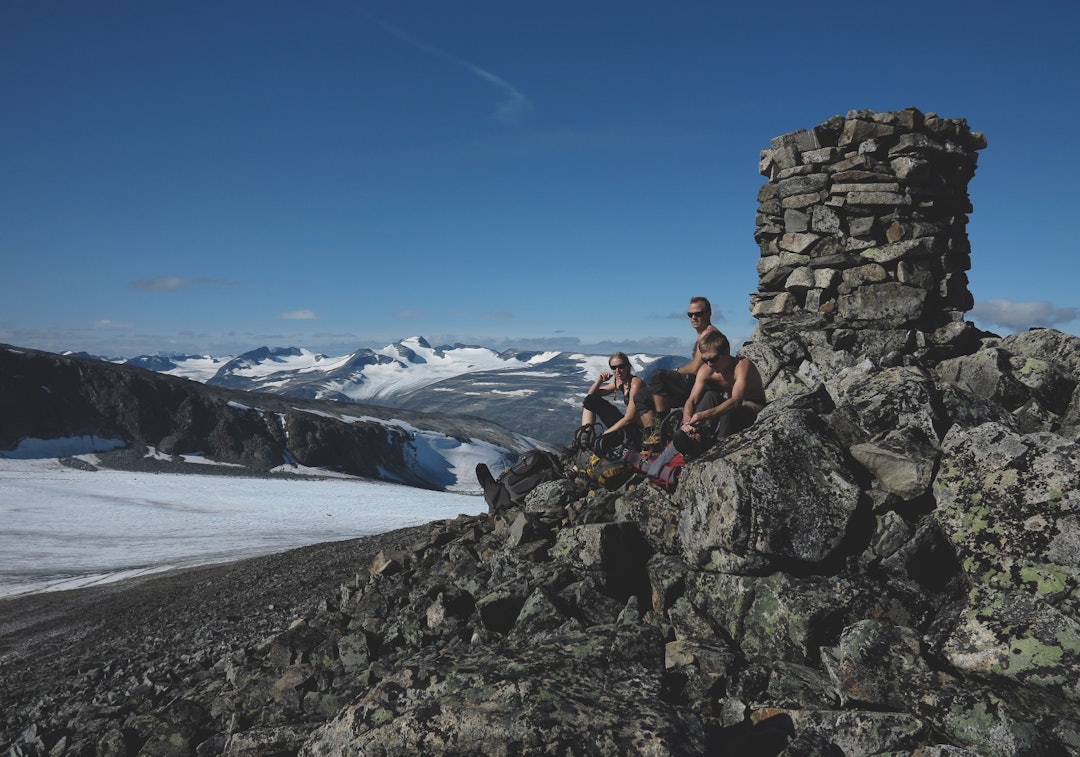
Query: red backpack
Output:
[[626, 442, 685, 493]]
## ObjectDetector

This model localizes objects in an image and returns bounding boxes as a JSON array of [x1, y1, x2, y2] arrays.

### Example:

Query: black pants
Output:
[[582, 393, 644, 450], [582, 393, 624, 429]]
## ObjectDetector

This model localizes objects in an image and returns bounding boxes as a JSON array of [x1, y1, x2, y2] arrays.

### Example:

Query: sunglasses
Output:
[[687, 311, 706, 318], [609, 363, 628, 370]]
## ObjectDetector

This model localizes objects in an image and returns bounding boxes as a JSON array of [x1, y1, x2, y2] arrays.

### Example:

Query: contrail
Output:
[[362, 11, 532, 125]]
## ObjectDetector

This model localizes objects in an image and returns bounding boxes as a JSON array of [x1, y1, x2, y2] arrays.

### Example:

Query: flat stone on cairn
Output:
[[750, 107, 988, 368]]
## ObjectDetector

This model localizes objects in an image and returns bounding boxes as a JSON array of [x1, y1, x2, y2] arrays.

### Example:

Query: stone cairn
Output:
[[750, 107, 987, 368]]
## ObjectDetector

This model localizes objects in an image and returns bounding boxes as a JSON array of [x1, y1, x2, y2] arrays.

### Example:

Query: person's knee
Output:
[[715, 406, 759, 439], [583, 393, 604, 412]]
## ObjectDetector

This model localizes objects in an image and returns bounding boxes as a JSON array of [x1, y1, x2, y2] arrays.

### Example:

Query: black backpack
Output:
[[569, 423, 638, 491], [476, 449, 563, 513]]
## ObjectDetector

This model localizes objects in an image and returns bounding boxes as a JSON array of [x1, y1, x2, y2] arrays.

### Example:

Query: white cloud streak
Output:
[[364, 12, 532, 125], [133, 276, 188, 291], [131, 277, 238, 291], [971, 298, 1078, 332], [279, 310, 318, 320]]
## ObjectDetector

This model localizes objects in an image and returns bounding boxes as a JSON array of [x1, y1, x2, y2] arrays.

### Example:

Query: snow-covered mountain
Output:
[[205, 338, 561, 400], [123, 353, 234, 382], [2, 343, 546, 493], [130, 337, 686, 445]]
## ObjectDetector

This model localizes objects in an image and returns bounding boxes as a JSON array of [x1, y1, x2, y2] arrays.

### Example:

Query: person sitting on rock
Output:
[[674, 330, 766, 457], [580, 352, 656, 449], [646, 296, 720, 416]]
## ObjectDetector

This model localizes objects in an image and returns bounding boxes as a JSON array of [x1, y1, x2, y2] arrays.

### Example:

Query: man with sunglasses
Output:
[[646, 296, 720, 415], [675, 329, 766, 457]]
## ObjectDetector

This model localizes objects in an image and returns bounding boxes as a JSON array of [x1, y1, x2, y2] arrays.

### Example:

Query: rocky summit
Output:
[[4, 109, 1080, 755]]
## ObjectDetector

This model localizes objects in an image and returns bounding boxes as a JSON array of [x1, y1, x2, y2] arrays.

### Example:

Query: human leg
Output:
[[714, 404, 760, 439], [647, 370, 695, 414], [582, 393, 624, 430]]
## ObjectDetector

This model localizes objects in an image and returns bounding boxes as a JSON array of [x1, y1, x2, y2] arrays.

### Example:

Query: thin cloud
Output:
[[479, 311, 514, 320], [93, 319, 135, 329], [279, 310, 318, 320], [971, 298, 1078, 332], [395, 309, 424, 318], [133, 276, 187, 291], [131, 277, 238, 291], [364, 12, 532, 125], [658, 311, 726, 322]]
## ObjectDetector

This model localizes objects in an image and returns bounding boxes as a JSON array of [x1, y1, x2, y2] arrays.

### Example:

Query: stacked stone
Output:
[[750, 107, 987, 365]]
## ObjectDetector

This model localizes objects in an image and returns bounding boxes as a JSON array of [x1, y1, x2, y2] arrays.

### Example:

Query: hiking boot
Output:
[[573, 423, 596, 452], [642, 416, 664, 448], [659, 409, 683, 447]]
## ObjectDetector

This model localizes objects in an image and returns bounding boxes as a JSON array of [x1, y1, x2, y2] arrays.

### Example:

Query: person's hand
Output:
[[599, 371, 612, 383]]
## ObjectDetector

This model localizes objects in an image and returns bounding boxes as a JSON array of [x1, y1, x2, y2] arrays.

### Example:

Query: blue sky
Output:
[[3, 0, 1078, 359]]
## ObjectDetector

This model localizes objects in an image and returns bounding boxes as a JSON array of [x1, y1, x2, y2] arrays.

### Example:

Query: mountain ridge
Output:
[[94, 335, 687, 445]]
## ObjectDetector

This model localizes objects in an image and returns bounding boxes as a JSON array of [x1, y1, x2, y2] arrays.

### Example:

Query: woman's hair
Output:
[[609, 351, 631, 368], [697, 330, 730, 357]]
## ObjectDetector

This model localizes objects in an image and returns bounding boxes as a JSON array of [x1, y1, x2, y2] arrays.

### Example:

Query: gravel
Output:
[[0, 525, 432, 746]]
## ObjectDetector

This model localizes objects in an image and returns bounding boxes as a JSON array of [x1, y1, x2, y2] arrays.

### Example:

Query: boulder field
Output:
[[3, 327, 1080, 755]]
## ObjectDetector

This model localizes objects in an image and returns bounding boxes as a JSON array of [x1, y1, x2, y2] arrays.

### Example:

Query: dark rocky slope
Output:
[[3, 327, 1080, 755]]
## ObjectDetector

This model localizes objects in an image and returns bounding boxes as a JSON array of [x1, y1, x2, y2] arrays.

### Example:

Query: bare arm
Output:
[[587, 371, 617, 397], [677, 350, 701, 375], [681, 364, 712, 422], [684, 359, 752, 429]]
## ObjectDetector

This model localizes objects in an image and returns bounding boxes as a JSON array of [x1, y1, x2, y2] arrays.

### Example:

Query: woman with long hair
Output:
[[580, 351, 657, 447]]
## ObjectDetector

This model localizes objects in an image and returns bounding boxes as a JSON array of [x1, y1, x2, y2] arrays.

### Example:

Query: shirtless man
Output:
[[647, 296, 720, 414], [677, 329, 766, 456]]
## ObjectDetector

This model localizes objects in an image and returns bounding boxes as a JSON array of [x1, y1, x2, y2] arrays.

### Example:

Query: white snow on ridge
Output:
[[196, 337, 567, 401], [331, 341, 549, 401], [226, 348, 332, 378], [145, 448, 245, 468], [158, 355, 234, 382]]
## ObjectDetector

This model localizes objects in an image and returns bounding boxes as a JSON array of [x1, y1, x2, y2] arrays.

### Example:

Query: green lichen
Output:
[[1020, 565, 1069, 596], [961, 503, 991, 532], [994, 635, 1064, 675], [1017, 358, 1043, 377], [984, 468, 1019, 492], [371, 706, 396, 726]]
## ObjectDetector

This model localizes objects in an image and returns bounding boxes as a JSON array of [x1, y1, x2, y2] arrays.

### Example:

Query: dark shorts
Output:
[[646, 370, 696, 406]]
